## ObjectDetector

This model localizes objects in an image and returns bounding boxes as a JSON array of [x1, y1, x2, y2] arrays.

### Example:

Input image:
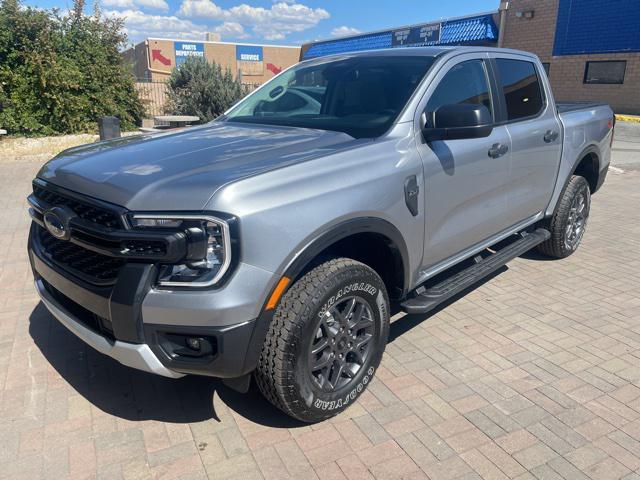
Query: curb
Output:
[[615, 114, 640, 123]]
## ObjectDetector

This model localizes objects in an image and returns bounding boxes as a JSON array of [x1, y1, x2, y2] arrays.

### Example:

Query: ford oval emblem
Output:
[[43, 208, 71, 240]]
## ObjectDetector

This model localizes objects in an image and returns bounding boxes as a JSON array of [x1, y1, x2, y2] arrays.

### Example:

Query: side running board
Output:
[[401, 228, 550, 315]]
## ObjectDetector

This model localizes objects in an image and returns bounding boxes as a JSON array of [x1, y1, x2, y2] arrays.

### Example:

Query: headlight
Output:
[[129, 214, 231, 288]]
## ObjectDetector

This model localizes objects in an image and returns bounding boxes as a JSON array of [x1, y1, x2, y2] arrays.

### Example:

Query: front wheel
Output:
[[538, 175, 591, 259], [255, 258, 390, 423]]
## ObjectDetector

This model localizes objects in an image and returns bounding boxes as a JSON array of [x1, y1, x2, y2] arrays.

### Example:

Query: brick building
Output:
[[499, 0, 640, 114], [123, 37, 300, 116], [123, 37, 300, 84], [301, 0, 640, 114]]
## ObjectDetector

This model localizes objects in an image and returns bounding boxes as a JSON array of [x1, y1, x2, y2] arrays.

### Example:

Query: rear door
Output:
[[490, 54, 563, 226], [414, 53, 513, 270]]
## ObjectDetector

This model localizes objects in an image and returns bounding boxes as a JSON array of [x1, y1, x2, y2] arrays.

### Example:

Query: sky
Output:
[[24, 0, 498, 46]]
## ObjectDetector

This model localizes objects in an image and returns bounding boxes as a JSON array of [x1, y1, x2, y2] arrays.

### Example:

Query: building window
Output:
[[584, 61, 626, 85], [542, 63, 550, 76]]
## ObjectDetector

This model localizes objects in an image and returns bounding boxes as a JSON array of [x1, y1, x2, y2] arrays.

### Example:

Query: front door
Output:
[[414, 55, 512, 270]]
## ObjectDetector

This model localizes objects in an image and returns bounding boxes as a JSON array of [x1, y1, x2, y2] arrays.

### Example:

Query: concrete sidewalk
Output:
[[611, 121, 640, 171]]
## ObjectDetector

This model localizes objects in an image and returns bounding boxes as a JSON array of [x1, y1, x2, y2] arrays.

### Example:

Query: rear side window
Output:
[[426, 59, 493, 124], [495, 59, 544, 121]]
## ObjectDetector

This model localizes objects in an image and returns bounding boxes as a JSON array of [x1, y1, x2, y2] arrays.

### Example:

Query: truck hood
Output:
[[38, 122, 360, 211]]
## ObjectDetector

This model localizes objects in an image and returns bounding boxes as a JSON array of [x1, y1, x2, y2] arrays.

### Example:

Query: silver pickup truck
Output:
[[27, 46, 614, 422]]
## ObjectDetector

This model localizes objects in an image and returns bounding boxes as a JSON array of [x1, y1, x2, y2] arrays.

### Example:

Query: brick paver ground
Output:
[[0, 153, 639, 479]]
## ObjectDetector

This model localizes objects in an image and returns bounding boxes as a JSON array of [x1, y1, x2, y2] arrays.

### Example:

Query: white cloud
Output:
[[103, 0, 134, 8], [103, 0, 168, 11], [136, 0, 169, 12], [178, 0, 223, 18], [178, 1, 329, 41], [331, 26, 361, 37], [213, 21, 249, 39], [105, 9, 208, 41]]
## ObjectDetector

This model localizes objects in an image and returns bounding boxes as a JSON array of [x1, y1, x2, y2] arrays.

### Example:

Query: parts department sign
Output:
[[174, 42, 205, 67], [236, 45, 264, 76], [392, 23, 441, 46]]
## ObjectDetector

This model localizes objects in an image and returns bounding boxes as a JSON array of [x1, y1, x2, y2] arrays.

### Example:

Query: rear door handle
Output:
[[488, 143, 508, 158], [544, 130, 559, 143]]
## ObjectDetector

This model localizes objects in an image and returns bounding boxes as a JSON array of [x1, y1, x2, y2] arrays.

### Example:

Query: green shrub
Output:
[[166, 57, 246, 122], [0, 0, 143, 135]]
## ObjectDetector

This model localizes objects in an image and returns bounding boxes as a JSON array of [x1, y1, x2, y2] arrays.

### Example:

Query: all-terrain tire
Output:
[[255, 258, 390, 423], [537, 175, 591, 259]]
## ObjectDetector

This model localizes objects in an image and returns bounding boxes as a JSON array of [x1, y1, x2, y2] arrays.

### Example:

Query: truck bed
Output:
[[557, 102, 609, 114]]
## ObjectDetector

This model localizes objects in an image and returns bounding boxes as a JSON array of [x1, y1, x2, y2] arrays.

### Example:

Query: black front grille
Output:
[[33, 184, 122, 229], [38, 227, 125, 284]]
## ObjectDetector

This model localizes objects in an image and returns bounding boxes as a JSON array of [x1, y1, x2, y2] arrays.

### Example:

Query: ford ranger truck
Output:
[[27, 47, 614, 422]]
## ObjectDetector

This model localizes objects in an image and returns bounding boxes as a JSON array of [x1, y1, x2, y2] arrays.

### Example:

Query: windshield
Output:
[[224, 55, 436, 138]]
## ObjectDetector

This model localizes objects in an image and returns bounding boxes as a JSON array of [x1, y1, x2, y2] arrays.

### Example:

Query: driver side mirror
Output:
[[422, 104, 493, 142]]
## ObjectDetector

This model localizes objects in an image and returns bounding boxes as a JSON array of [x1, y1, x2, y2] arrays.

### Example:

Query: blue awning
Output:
[[303, 32, 393, 59], [303, 14, 498, 59], [440, 15, 498, 45]]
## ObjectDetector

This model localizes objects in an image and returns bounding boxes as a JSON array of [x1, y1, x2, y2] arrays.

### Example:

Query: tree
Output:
[[71, 0, 85, 22], [0, 0, 143, 135], [165, 57, 246, 122]]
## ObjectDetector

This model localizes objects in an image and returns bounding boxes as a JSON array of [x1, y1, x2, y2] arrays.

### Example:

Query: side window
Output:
[[426, 59, 493, 125], [495, 59, 544, 121]]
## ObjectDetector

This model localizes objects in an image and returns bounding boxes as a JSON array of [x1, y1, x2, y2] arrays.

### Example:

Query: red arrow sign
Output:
[[266, 63, 282, 75], [152, 49, 171, 66]]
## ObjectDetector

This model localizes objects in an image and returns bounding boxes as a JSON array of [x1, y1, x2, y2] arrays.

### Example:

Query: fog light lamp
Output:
[[185, 337, 202, 351]]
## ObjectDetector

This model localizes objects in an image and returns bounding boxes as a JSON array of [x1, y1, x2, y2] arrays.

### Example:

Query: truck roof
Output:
[[302, 46, 539, 62]]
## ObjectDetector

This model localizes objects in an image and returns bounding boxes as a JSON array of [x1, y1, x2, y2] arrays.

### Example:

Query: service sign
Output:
[[236, 45, 263, 62], [392, 23, 441, 46], [174, 42, 205, 67], [236, 45, 264, 76]]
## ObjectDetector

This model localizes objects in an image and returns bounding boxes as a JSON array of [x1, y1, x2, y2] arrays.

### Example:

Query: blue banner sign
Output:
[[392, 23, 441, 46], [236, 45, 264, 62], [174, 42, 205, 67]]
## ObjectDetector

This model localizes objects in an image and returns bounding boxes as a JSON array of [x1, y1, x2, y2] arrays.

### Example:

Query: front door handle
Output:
[[544, 130, 559, 143], [488, 143, 508, 158]]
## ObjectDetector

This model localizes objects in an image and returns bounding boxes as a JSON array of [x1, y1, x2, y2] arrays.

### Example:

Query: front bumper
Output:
[[35, 277, 183, 378], [29, 224, 271, 379]]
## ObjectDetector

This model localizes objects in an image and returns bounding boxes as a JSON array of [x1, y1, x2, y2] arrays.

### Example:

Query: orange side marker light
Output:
[[266, 276, 290, 310]]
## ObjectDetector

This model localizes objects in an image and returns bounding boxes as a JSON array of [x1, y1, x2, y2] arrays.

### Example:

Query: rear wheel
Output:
[[255, 258, 389, 423], [538, 175, 591, 259]]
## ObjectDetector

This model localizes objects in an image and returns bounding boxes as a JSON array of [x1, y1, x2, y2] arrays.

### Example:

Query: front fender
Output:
[[279, 216, 410, 295]]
